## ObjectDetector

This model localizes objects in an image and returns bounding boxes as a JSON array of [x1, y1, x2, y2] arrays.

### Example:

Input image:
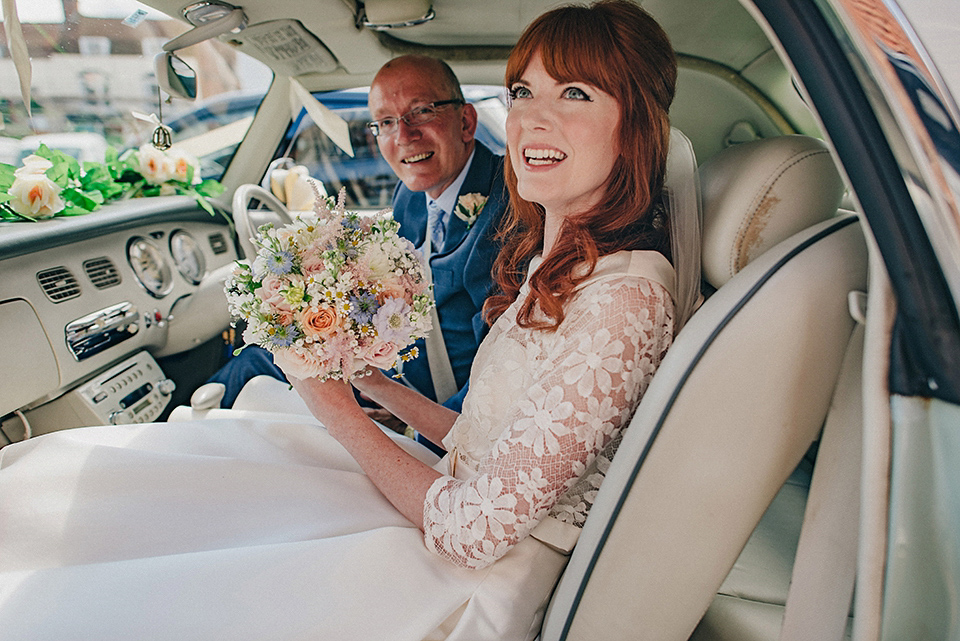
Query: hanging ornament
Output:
[[152, 124, 173, 151], [152, 87, 173, 150], [133, 88, 174, 151]]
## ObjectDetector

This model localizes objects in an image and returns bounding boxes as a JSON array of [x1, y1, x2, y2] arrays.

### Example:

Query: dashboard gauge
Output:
[[169, 230, 206, 284], [127, 237, 173, 298]]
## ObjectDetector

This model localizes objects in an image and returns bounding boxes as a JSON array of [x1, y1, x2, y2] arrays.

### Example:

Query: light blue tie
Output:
[[427, 199, 446, 251]]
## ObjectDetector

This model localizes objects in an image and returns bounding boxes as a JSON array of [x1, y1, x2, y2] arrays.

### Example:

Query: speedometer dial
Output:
[[170, 230, 206, 284], [127, 237, 173, 298]]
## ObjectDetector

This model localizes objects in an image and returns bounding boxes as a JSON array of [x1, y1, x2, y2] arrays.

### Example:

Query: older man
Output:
[[207, 56, 507, 433]]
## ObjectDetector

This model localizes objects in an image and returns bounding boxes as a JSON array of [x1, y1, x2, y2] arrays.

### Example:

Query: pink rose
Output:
[[360, 340, 400, 370], [377, 275, 409, 304], [301, 251, 326, 274], [274, 310, 295, 326], [272, 347, 326, 380], [258, 275, 292, 313]]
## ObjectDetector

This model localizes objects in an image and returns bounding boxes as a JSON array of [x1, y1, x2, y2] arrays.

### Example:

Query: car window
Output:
[[277, 86, 508, 209], [0, 0, 271, 178]]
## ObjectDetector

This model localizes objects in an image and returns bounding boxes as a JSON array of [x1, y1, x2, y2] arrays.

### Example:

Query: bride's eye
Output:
[[562, 86, 592, 101], [507, 85, 532, 104]]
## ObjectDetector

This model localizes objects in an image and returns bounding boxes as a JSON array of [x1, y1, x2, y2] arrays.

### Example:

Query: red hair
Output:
[[484, 0, 677, 329]]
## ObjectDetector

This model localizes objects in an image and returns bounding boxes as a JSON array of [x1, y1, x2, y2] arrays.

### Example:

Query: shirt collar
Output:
[[426, 148, 477, 219]]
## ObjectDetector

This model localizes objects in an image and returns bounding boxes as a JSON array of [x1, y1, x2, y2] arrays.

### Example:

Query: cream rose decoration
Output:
[[137, 144, 173, 185], [454, 192, 488, 228], [7, 172, 65, 219], [14, 155, 54, 177], [166, 147, 202, 185]]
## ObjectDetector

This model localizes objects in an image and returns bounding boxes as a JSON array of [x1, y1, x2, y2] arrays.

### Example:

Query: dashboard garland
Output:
[[0, 143, 224, 224]]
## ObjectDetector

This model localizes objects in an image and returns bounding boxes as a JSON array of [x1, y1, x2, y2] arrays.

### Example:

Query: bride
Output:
[[0, 2, 693, 639]]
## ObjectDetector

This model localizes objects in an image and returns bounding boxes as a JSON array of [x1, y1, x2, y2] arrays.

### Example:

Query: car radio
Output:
[[74, 351, 176, 425]]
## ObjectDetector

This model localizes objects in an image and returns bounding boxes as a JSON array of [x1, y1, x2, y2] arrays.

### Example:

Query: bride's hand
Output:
[[288, 375, 366, 434], [352, 367, 391, 395]]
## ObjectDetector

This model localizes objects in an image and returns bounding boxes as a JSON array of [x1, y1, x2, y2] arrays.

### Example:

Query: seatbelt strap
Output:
[[779, 291, 866, 641], [419, 218, 459, 404]]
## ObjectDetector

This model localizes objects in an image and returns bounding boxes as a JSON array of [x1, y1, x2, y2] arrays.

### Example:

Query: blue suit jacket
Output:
[[391, 142, 507, 410]]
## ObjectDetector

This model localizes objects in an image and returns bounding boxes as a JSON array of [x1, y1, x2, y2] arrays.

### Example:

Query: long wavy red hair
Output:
[[484, 0, 677, 329]]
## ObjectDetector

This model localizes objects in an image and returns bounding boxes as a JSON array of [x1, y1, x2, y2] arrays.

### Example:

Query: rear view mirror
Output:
[[155, 52, 198, 101], [155, 4, 246, 102]]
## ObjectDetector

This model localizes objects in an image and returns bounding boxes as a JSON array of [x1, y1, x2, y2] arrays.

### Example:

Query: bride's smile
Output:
[[506, 52, 621, 224]]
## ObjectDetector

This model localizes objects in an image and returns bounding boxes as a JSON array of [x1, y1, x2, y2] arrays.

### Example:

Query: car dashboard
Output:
[[0, 196, 238, 442]]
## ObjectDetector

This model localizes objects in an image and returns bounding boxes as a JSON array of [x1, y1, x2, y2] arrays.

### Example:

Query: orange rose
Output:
[[297, 306, 339, 338]]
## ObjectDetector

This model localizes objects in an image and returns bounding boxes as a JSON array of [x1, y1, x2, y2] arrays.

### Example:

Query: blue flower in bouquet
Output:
[[268, 323, 301, 348], [349, 290, 380, 325], [267, 250, 295, 275]]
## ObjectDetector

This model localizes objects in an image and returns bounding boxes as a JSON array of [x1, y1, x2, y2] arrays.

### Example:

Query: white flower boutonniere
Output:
[[454, 192, 487, 228]]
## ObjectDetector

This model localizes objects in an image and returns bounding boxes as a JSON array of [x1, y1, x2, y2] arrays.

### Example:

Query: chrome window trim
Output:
[[815, 0, 960, 309]]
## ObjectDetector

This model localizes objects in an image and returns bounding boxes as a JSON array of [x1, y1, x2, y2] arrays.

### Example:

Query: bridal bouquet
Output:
[[225, 189, 434, 382]]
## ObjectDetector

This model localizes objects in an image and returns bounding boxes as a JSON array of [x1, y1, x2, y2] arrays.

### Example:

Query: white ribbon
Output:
[[2, 0, 32, 122], [132, 111, 164, 129], [289, 78, 354, 158]]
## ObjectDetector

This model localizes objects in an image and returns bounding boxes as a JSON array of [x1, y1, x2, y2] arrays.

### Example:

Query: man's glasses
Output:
[[366, 99, 464, 137]]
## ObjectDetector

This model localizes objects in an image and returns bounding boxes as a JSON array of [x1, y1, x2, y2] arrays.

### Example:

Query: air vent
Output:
[[209, 232, 229, 255], [37, 267, 81, 302], [84, 257, 122, 289]]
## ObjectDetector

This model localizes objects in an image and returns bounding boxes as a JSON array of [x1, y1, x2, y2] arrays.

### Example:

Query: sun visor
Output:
[[229, 19, 339, 77]]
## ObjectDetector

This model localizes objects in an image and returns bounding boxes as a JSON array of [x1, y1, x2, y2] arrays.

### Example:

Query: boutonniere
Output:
[[454, 192, 487, 228]]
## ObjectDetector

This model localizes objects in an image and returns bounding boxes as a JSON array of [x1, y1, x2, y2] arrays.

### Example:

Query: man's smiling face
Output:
[[368, 58, 477, 199]]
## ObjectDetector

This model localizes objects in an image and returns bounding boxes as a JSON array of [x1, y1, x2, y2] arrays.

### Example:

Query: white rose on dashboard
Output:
[[14, 155, 54, 177], [137, 144, 173, 185], [166, 146, 202, 185], [8, 172, 65, 219]]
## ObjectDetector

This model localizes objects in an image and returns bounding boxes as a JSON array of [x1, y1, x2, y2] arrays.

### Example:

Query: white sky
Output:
[[0, 0, 166, 22]]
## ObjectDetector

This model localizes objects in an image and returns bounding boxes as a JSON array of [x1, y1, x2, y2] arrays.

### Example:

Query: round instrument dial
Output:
[[170, 230, 206, 284], [127, 237, 173, 298]]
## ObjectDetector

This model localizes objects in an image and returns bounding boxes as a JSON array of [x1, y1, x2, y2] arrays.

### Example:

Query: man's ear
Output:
[[461, 103, 479, 142]]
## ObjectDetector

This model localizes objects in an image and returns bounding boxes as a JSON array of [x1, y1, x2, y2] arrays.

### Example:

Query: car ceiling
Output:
[[140, 0, 776, 82]]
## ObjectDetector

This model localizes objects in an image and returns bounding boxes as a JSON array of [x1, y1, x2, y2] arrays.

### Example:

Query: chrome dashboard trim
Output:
[[65, 301, 141, 361]]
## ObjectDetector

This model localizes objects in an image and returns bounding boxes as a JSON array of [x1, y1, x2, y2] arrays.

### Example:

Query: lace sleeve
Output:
[[423, 277, 674, 569]]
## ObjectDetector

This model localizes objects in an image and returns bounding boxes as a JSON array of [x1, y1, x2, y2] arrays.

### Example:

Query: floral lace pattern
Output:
[[424, 255, 674, 569]]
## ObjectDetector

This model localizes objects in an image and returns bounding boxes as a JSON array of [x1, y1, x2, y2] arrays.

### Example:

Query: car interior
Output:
[[0, 0, 931, 638]]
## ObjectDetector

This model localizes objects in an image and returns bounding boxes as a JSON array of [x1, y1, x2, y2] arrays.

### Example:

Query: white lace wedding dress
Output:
[[0, 250, 674, 641]]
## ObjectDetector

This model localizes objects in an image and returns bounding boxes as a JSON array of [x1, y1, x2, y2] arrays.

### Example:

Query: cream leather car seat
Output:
[[539, 135, 865, 641]]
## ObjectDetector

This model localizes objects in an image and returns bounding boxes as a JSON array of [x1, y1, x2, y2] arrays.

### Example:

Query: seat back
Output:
[[540, 135, 864, 641]]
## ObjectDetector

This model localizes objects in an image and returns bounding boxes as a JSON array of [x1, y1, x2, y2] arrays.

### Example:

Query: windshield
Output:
[[0, 0, 272, 178]]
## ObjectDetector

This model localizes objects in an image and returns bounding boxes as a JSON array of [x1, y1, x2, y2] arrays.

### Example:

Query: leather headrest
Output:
[[699, 135, 844, 287]]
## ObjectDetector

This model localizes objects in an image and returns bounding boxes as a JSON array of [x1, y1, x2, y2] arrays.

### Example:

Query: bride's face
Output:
[[506, 53, 621, 219]]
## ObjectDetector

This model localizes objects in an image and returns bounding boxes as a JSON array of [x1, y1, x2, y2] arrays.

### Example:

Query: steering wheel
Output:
[[232, 184, 293, 261]]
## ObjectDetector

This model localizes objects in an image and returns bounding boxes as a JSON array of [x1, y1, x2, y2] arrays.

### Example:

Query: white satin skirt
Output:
[[0, 415, 567, 641]]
